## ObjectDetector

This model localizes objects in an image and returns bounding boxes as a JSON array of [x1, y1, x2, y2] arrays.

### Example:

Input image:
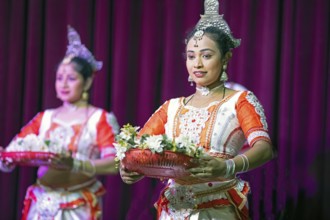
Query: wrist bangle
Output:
[[242, 154, 249, 171], [224, 159, 235, 178], [237, 154, 249, 173]]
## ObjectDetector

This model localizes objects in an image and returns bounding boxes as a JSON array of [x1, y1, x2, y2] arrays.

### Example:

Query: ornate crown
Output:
[[65, 25, 103, 71], [194, 0, 240, 48]]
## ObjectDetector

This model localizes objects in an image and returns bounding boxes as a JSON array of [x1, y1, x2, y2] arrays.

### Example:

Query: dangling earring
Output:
[[220, 64, 228, 82], [188, 75, 194, 86], [82, 91, 89, 102]]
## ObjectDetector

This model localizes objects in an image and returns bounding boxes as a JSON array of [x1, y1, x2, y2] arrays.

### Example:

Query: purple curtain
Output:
[[0, 0, 329, 219]]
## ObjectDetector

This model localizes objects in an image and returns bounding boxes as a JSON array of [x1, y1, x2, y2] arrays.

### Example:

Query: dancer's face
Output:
[[55, 63, 85, 103], [186, 35, 229, 88]]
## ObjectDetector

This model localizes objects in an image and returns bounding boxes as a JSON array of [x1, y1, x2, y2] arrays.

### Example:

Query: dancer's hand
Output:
[[0, 146, 15, 172], [49, 151, 74, 170], [119, 163, 143, 184], [188, 154, 227, 179]]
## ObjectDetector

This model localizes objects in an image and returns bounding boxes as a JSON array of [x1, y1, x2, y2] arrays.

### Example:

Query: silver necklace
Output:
[[196, 84, 224, 96]]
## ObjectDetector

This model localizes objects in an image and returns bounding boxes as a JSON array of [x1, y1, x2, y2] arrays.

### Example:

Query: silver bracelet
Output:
[[224, 159, 235, 178], [241, 154, 249, 171], [236, 154, 245, 172], [236, 154, 249, 173]]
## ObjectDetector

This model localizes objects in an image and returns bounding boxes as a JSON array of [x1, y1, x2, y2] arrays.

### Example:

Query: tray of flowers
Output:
[[114, 124, 204, 179], [0, 134, 64, 167]]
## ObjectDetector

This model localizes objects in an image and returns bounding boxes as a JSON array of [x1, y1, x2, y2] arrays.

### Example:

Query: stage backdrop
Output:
[[0, 0, 329, 219]]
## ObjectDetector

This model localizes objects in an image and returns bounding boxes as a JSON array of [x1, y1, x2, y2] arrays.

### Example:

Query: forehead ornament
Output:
[[193, 30, 204, 47], [192, 0, 240, 48]]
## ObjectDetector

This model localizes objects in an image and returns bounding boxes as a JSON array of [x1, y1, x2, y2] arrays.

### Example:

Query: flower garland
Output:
[[114, 124, 205, 161]]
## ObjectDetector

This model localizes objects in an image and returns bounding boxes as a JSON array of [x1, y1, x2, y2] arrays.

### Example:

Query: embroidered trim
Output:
[[247, 130, 270, 146], [245, 92, 268, 130]]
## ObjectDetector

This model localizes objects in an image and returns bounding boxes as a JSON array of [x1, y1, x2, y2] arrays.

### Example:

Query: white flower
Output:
[[23, 134, 46, 151], [132, 136, 143, 148], [118, 130, 132, 141], [114, 143, 127, 160], [176, 135, 192, 146], [118, 125, 140, 141], [175, 135, 196, 155], [47, 144, 66, 154], [7, 134, 47, 152], [6, 139, 22, 152], [144, 135, 164, 153]]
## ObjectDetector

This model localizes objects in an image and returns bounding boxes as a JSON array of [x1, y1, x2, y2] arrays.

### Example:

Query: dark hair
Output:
[[69, 56, 93, 80], [185, 27, 235, 56]]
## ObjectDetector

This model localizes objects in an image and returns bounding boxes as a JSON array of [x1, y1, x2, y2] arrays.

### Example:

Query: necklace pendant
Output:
[[196, 86, 210, 96], [196, 84, 224, 96]]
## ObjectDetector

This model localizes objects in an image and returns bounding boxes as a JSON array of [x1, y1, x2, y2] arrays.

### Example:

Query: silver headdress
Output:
[[193, 0, 240, 48], [65, 25, 103, 71]]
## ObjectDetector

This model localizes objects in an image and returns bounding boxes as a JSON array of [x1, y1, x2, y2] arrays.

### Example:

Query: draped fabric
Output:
[[0, 0, 329, 219]]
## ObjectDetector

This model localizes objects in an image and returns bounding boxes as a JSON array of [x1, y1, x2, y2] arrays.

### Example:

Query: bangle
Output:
[[224, 159, 235, 178], [236, 154, 249, 173], [241, 154, 249, 172]]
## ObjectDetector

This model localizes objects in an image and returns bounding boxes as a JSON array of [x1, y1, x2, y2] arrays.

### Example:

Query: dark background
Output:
[[0, 0, 329, 219]]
